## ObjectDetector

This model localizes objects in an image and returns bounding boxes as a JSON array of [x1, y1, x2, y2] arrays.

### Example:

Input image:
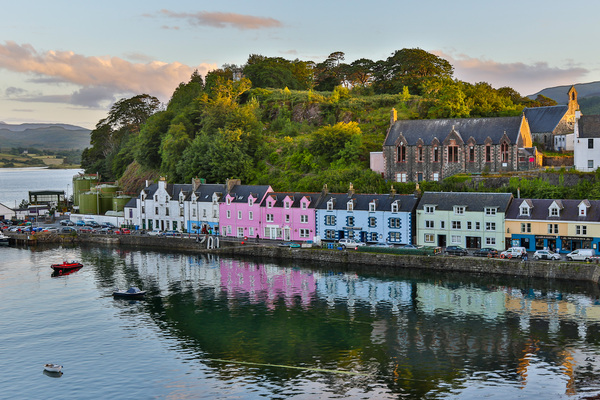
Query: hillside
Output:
[[0, 124, 91, 150], [529, 82, 600, 114]]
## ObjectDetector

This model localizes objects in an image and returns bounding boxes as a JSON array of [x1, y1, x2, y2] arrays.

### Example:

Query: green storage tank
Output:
[[100, 194, 113, 214], [79, 192, 99, 214], [72, 175, 98, 207], [112, 195, 132, 212]]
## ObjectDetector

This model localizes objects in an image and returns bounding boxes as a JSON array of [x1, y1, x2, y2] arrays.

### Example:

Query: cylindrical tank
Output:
[[100, 195, 113, 214], [72, 175, 98, 207], [79, 192, 99, 214], [95, 184, 118, 195], [112, 195, 132, 212]]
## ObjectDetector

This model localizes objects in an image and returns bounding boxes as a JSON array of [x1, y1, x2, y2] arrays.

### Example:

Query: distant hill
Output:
[[528, 82, 600, 114], [0, 123, 91, 150]]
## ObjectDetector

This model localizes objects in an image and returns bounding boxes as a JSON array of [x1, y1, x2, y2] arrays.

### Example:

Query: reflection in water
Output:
[[73, 247, 600, 398]]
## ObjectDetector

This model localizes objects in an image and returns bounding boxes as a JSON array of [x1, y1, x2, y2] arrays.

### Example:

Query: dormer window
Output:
[[302, 201, 307, 210], [392, 201, 399, 213], [154, 195, 158, 201], [284, 201, 290, 209], [347, 201, 354, 211], [327, 200, 334, 211], [579, 200, 590, 216], [424, 205, 435, 214], [267, 201, 273, 209], [369, 201, 376, 212], [454, 206, 465, 215], [549, 207, 559, 217], [520, 205, 530, 216], [226, 197, 231, 205], [249, 198, 254, 207]]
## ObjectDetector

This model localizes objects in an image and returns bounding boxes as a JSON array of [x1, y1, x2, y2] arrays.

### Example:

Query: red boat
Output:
[[50, 261, 83, 274]]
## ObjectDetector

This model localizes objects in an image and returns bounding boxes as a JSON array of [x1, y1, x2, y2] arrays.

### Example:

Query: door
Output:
[[284, 228, 290, 241], [438, 235, 446, 248]]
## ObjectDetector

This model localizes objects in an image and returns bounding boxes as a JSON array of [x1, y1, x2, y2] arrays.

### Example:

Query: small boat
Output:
[[43, 363, 62, 373], [50, 261, 83, 273], [113, 287, 146, 299], [0, 232, 9, 245]]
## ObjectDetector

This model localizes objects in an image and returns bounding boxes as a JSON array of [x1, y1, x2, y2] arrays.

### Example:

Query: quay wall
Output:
[[6, 232, 600, 284]]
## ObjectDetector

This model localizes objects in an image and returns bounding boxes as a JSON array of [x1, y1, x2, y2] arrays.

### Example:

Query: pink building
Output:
[[260, 192, 323, 242], [219, 181, 272, 238]]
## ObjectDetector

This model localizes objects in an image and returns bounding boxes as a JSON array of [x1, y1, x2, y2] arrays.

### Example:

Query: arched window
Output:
[[397, 144, 406, 162], [501, 142, 509, 163]]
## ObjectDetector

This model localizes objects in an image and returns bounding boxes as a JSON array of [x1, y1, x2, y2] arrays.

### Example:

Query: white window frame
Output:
[[424, 234, 435, 243]]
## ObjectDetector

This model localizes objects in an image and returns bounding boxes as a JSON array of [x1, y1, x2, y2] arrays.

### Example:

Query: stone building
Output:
[[381, 110, 539, 182]]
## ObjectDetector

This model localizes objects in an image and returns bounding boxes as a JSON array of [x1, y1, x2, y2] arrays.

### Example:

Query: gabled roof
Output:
[[507, 198, 600, 221], [523, 105, 568, 133], [317, 193, 419, 212], [261, 192, 324, 208], [384, 116, 523, 146], [191, 184, 226, 202], [226, 185, 272, 203], [578, 115, 600, 138], [417, 192, 513, 212], [124, 198, 137, 208]]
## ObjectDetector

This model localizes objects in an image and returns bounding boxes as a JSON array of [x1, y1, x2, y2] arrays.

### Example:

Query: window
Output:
[[467, 221, 472, 230], [179, 208, 184, 217], [485, 145, 491, 162], [433, 173, 439, 182], [155, 207, 158, 214], [237, 211, 242, 219], [369, 232, 378, 242], [300, 215, 308, 223], [576, 225, 587, 235], [588, 160, 594, 169], [285, 214, 290, 223], [548, 224, 558, 234], [485, 208, 496, 215], [589, 139, 594, 149], [424, 234, 435, 243], [417, 146, 423, 162], [202, 209, 207, 218], [249, 211, 253, 220], [165, 208, 170, 216], [425, 220, 434, 228], [249, 198, 254, 206], [391, 201, 399, 213], [325, 215, 336, 225], [325, 230, 336, 239], [327, 200, 334, 211], [390, 218, 401, 228], [347, 201, 354, 211], [284, 201, 290, 209], [249, 227, 254, 236], [448, 145, 459, 162], [142, 206, 145, 213], [226, 210, 231, 219], [440, 221, 446, 229], [501, 142, 509, 163], [396, 173, 407, 183], [521, 223, 531, 233], [520, 206, 530, 216], [452, 221, 462, 230], [486, 237, 496, 246], [226, 197, 231, 205], [302, 202, 307, 210], [433, 147, 439, 162], [469, 146, 475, 162], [192, 209, 197, 218], [369, 202, 376, 212], [550, 207, 559, 217], [237, 227, 244, 238], [369, 217, 377, 227], [485, 222, 496, 231], [425, 206, 435, 214], [267, 201, 273, 209], [451, 235, 461, 244], [347, 216, 355, 227], [397, 144, 406, 162], [454, 206, 465, 215], [266, 214, 274, 222], [389, 232, 402, 242], [300, 229, 310, 238]]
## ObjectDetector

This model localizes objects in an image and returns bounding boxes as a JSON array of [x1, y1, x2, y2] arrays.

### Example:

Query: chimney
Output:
[[226, 178, 241, 194], [192, 177, 201, 191], [390, 185, 396, 197], [390, 108, 397, 126], [322, 183, 329, 196], [348, 182, 355, 196]]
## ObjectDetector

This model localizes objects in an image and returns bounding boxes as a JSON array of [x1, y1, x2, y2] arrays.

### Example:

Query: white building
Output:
[[573, 114, 600, 172], [0, 203, 15, 221], [137, 177, 188, 232]]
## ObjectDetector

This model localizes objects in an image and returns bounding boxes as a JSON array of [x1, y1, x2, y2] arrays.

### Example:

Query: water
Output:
[[0, 167, 82, 206], [3, 244, 600, 399]]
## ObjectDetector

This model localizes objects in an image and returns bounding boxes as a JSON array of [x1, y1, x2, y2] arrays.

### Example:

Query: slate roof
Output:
[[523, 105, 568, 133], [384, 116, 523, 146], [578, 115, 600, 138], [261, 192, 324, 208], [417, 192, 513, 212], [190, 184, 226, 202], [124, 198, 137, 208], [316, 193, 419, 212], [227, 185, 272, 203], [506, 198, 600, 222]]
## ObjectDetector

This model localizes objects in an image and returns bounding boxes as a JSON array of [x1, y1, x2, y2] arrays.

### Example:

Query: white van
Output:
[[500, 247, 527, 259], [566, 249, 595, 261]]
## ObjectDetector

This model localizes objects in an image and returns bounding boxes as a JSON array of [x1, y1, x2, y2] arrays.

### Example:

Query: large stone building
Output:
[[380, 110, 539, 182]]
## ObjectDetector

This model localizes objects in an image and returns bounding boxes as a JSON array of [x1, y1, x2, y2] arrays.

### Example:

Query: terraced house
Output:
[[260, 192, 323, 242], [416, 192, 513, 250], [505, 198, 600, 254], [135, 177, 190, 232], [219, 180, 273, 238], [315, 185, 418, 245]]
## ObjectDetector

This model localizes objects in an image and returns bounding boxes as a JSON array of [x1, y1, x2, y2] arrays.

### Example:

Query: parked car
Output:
[[59, 220, 74, 226], [473, 248, 498, 257], [79, 227, 93, 233], [61, 227, 77, 233], [98, 227, 113, 234], [75, 220, 86, 226], [444, 246, 468, 256], [566, 248, 595, 262], [500, 247, 527, 259], [147, 229, 163, 236], [533, 249, 561, 260], [338, 238, 366, 249], [115, 228, 131, 235]]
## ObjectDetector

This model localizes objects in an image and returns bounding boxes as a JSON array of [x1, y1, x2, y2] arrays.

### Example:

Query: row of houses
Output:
[[122, 177, 600, 255]]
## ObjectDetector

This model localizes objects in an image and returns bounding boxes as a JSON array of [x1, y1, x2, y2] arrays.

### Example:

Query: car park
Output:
[[75, 220, 86, 226], [338, 238, 366, 249], [473, 248, 498, 257], [444, 246, 468, 256], [533, 249, 561, 260]]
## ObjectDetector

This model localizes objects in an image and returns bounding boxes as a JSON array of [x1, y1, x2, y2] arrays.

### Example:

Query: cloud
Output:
[[0, 41, 216, 107], [5, 86, 27, 96], [434, 51, 589, 95], [155, 9, 282, 30]]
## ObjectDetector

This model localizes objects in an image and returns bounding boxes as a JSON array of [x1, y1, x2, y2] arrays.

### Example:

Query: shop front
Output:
[[534, 235, 558, 252], [560, 236, 594, 253]]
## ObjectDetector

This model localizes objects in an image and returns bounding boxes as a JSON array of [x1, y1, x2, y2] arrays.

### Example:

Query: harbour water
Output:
[[0, 167, 82, 207], [3, 243, 600, 399]]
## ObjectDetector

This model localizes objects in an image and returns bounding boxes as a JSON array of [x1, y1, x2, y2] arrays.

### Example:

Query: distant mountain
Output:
[[0, 123, 91, 150], [529, 82, 600, 115]]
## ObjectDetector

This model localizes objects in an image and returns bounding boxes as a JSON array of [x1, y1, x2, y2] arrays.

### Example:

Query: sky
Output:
[[2, 0, 599, 129]]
